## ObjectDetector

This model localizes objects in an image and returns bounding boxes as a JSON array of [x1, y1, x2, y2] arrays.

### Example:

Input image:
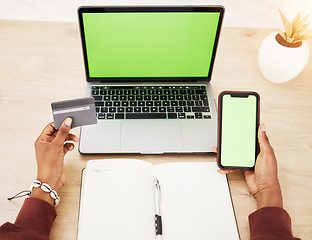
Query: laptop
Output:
[[78, 6, 224, 154]]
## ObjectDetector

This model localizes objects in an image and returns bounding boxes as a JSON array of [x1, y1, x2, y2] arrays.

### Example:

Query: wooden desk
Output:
[[0, 20, 311, 240]]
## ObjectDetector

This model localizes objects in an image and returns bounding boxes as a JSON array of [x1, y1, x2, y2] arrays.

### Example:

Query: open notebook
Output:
[[77, 159, 240, 240]]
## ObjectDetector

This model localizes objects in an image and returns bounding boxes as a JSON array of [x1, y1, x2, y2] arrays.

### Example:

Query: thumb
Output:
[[258, 123, 272, 154], [54, 118, 72, 145]]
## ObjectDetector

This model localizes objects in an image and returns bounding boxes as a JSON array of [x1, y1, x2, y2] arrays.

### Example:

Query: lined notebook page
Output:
[[155, 162, 239, 240], [78, 159, 155, 240]]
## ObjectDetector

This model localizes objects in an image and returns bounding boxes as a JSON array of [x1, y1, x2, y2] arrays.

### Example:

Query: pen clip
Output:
[[155, 178, 161, 198]]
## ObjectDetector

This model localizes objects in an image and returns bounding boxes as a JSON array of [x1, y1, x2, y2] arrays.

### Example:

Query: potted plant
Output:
[[259, 10, 312, 83]]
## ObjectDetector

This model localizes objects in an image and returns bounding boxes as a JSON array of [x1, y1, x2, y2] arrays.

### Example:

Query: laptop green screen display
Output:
[[82, 12, 220, 78]]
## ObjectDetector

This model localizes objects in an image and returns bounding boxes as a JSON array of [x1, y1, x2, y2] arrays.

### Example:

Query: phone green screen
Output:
[[220, 94, 258, 168], [82, 12, 220, 78]]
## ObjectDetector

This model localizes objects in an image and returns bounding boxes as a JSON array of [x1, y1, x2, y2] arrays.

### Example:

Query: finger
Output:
[[38, 122, 56, 139], [258, 123, 273, 154], [52, 132, 79, 142], [217, 169, 238, 174], [66, 134, 79, 142], [63, 142, 75, 154], [212, 147, 218, 153], [54, 118, 72, 146]]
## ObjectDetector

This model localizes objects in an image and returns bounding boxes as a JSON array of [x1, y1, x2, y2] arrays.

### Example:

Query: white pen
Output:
[[154, 178, 162, 240]]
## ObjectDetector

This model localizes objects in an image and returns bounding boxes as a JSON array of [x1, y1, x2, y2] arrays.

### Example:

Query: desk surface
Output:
[[0, 20, 311, 240]]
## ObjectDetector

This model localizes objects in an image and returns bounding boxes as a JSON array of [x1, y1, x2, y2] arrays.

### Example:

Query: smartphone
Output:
[[217, 91, 260, 170]]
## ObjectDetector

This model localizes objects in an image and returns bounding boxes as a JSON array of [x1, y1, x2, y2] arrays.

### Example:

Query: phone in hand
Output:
[[217, 91, 260, 170]]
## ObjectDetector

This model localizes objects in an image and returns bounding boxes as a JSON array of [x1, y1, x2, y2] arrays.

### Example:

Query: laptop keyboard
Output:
[[91, 86, 211, 120]]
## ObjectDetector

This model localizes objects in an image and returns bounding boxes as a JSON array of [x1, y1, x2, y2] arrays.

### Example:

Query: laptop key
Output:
[[105, 101, 113, 107], [196, 89, 207, 95], [175, 107, 183, 112], [126, 113, 166, 119], [195, 101, 203, 106], [171, 101, 178, 106], [187, 101, 195, 106], [98, 113, 105, 119], [107, 113, 114, 119], [184, 107, 191, 112], [146, 101, 153, 106], [138, 101, 145, 107], [130, 101, 137, 106], [93, 96, 102, 101], [144, 96, 151, 101], [134, 107, 141, 112], [159, 107, 166, 112], [151, 107, 158, 112], [101, 107, 108, 113], [155, 101, 161, 106], [92, 90, 99, 95], [95, 101, 104, 107], [122, 101, 128, 107], [202, 98, 209, 106], [142, 107, 150, 112], [117, 107, 124, 112], [126, 107, 133, 112], [152, 95, 159, 100], [178, 113, 186, 119], [192, 107, 210, 112], [167, 107, 174, 112], [168, 113, 177, 119], [195, 113, 203, 119], [115, 113, 124, 119], [109, 107, 116, 113]]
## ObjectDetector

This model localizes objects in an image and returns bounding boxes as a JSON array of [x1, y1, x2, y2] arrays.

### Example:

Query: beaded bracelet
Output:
[[30, 180, 60, 206]]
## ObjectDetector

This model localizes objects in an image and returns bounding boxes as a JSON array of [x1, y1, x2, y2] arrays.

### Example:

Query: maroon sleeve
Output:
[[0, 197, 57, 240], [249, 207, 300, 240]]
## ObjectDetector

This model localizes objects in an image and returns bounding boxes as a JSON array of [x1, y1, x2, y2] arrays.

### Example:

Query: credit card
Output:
[[51, 97, 97, 130]]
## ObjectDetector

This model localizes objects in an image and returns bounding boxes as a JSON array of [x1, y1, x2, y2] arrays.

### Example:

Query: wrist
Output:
[[254, 184, 283, 209], [30, 187, 54, 206], [37, 173, 64, 193]]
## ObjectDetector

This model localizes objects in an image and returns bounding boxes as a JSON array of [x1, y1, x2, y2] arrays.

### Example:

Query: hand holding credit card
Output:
[[52, 97, 97, 130]]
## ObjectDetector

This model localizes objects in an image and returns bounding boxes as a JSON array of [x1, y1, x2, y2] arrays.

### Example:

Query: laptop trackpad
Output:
[[120, 120, 183, 153]]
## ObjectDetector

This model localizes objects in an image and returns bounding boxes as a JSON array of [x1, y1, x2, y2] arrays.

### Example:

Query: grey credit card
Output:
[[51, 97, 97, 130]]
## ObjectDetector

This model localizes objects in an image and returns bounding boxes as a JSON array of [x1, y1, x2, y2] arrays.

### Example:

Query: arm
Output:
[[246, 124, 299, 240], [0, 118, 79, 240]]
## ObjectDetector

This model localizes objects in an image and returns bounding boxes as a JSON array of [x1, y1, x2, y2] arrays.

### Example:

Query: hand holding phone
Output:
[[217, 91, 260, 170]]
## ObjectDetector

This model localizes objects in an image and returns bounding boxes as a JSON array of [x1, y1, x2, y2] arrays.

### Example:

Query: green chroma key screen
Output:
[[82, 12, 220, 78], [220, 94, 258, 167]]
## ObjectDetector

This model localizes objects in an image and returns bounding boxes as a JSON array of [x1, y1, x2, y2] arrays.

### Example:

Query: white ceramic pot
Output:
[[258, 32, 309, 83]]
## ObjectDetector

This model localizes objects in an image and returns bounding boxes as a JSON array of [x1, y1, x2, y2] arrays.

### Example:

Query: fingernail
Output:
[[65, 118, 72, 127], [69, 145, 74, 151], [260, 124, 266, 132]]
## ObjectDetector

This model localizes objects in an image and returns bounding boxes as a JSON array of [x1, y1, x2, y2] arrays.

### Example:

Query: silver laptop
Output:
[[78, 6, 224, 154]]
